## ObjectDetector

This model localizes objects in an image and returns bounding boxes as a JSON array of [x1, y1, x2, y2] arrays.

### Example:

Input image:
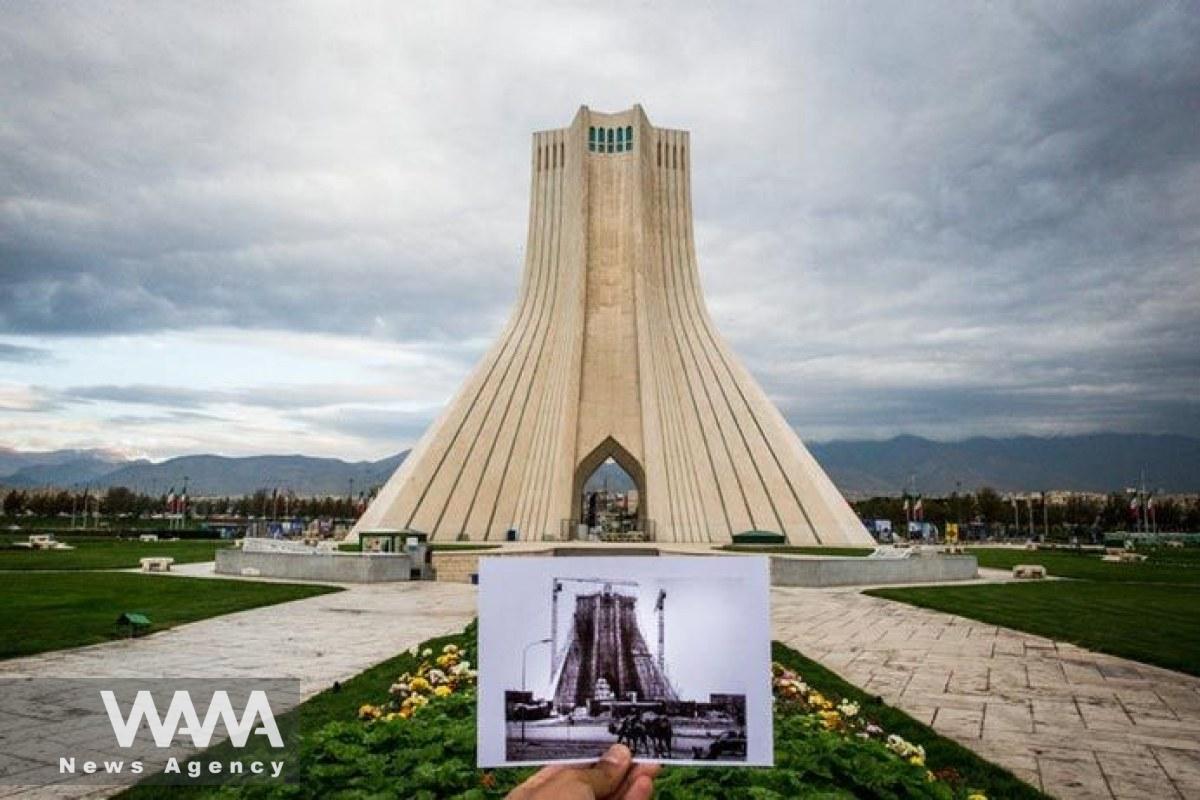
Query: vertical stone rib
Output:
[[398, 133, 551, 536], [653, 131, 732, 538], [674, 145, 823, 542], [409, 133, 558, 537], [649, 145, 706, 541], [457, 131, 567, 538], [510, 133, 567, 537], [670, 137, 790, 538], [663, 130, 754, 532], [641, 212, 685, 540], [525, 133, 573, 537]]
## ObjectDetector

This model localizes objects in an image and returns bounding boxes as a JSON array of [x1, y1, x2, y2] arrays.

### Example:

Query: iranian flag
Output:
[[166, 487, 176, 513], [913, 497, 924, 521]]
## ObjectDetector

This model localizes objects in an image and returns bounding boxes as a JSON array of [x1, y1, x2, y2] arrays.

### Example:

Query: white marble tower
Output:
[[352, 106, 873, 546]]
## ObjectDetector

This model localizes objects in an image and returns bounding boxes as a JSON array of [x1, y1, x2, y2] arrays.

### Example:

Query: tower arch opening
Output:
[[571, 437, 647, 540]]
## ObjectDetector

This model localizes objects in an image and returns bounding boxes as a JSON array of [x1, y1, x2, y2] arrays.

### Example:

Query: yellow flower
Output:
[[909, 754, 925, 767], [434, 685, 452, 697], [817, 709, 842, 730], [409, 676, 432, 693], [807, 691, 833, 710], [357, 704, 382, 721], [967, 794, 988, 800], [442, 644, 459, 655]]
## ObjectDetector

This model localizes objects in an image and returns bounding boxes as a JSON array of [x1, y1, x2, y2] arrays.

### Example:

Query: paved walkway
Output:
[[6, 564, 1198, 799], [773, 586, 1200, 799], [0, 575, 476, 798]]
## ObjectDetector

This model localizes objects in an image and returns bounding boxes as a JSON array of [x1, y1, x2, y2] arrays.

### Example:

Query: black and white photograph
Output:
[[477, 556, 772, 767]]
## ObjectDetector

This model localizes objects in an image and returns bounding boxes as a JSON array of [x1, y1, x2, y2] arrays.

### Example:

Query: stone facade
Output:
[[353, 106, 873, 546]]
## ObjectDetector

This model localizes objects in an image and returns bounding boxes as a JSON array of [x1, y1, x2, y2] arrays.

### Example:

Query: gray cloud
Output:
[[0, 343, 51, 363], [1, 2, 1197, 444], [58, 382, 429, 412], [306, 408, 435, 444]]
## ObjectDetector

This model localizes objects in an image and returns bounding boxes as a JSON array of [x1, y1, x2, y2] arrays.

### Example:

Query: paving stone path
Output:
[[773, 585, 1200, 799], [0, 577, 476, 799], [6, 566, 1197, 799]]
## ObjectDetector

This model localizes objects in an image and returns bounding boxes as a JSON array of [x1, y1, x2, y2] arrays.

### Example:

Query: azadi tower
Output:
[[353, 105, 872, 546]]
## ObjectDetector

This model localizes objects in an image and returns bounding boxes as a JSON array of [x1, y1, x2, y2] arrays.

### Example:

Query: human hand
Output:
[[505, 744, 660, 800]]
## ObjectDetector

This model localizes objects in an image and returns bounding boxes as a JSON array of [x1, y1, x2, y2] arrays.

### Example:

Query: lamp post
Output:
[[521, 638, 551, 743]]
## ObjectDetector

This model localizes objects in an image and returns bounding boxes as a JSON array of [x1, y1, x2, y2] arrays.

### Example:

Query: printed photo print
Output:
[[477, 555, 772, 767]]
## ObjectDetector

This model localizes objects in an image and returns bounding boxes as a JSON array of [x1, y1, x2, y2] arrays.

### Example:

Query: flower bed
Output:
[[358, 642, 477, 722], [120, 621, 1045, 800]]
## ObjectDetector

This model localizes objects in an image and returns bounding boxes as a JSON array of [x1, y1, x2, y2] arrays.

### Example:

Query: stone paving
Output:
[[772, 585, 1200, 799], [6, 563, 1198, 799], [0, 575, 476, 798]]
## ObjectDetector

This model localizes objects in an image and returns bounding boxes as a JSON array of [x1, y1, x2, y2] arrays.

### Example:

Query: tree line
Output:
[[1, 487, 371, 520], [5, 484, 1198, 534], [851, 488, 1200, 535]]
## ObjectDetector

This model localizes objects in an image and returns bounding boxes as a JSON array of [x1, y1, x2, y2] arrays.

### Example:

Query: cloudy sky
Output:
[[1, 2, 1197, 462]]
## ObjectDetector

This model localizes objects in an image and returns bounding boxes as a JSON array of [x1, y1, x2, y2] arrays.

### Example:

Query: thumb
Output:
[[575, 744, 634, 797]]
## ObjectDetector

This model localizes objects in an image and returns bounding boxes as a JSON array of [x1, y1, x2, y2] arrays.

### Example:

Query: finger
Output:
[[614, 762, 661, 799], [507, 765, 568, 799], [574, 744, 633, 797], [527, 765, 570, 787], [622, 774, 655, 800]]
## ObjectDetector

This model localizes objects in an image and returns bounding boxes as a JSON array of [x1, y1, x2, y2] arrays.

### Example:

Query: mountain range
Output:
[[0, 448, 407, 497], [0, 433, 1196, 497], [809, 434, 1200, 496]]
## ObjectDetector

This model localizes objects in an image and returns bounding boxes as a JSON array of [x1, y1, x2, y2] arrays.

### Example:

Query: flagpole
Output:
[[1042, 491, 1048, 540]]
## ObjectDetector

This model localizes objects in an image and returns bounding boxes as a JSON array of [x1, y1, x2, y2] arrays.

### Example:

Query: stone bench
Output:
[[1012, 564, 1046, 579], [1101, 551, 1147, 563], [139, 556, 175, 573]]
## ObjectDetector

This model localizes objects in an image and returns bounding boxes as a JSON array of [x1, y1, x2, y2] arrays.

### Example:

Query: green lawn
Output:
[[869, 581, 1200, 676], [871, 545, 1200, 675], [120, 621, 1043, 799], [0, 536, 231, 570], [720, 544, 874, 556], [1, 572, 338, 659], [968, 546, 1200, 584]]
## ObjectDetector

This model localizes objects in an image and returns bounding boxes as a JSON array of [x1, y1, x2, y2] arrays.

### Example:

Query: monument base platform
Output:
[[215, 549, 414, 583], [428, 543, 978, 587], [768, 554, 977, 587]]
